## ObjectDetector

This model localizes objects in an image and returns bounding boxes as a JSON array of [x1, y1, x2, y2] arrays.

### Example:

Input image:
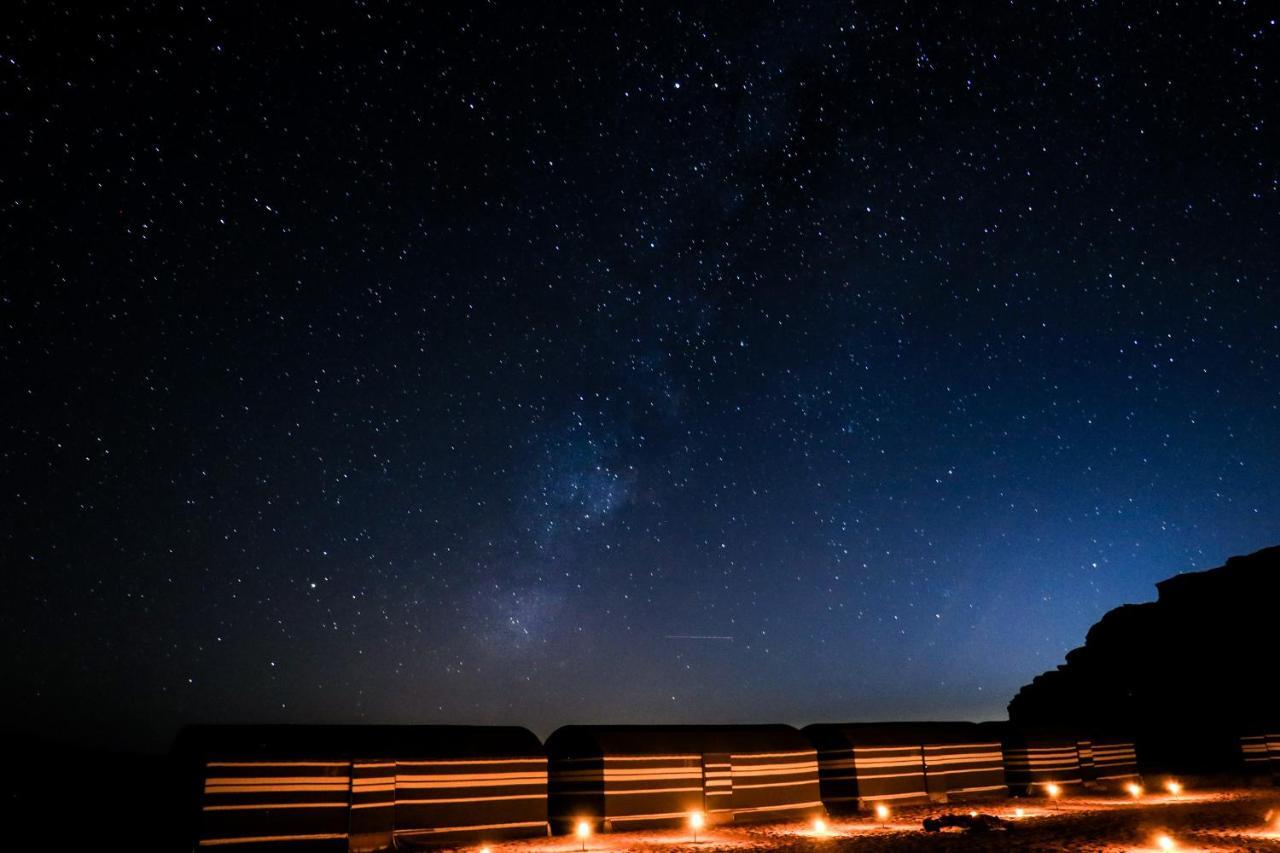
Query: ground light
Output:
[[1014, 807, 1025, 818], [480, 847, 491, 853], [1155, 832, 1176, 851], [1127, 782, 1144, 798], [874, 803, 890, 825], [689, 810, 704, 843], [576, 820, 591, 852], [1165, 780, 1183, 797], [1044, 782, 1061, 810], [811, 817, 827, 836]]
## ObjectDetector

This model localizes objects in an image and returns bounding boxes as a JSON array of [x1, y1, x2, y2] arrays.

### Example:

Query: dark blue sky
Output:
[[3, 2, 1277, 752]]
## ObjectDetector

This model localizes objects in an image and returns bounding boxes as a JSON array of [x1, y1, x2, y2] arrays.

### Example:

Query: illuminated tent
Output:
[[544, 725, 822, 831], [1270, 728, 1280, 783], [979, 723, 1082, 795], [174, 725, 548, 852], [803, 722, 1005, 810]]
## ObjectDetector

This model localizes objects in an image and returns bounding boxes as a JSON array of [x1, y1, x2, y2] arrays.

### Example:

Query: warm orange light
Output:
[[1126, 782, 1144, 798], [576, 821, 592, 839], [1165, 780, 1182, 796], [811, 817, 827, 835], [968, 810, 977, 818], [874, 803, 890, 821], [1014, 807, 1025, 818], [1045, 783, 1061, 798], [689, 811, 704, 830], [480, 847, 491, 853], [1155, 833, 1176, 851]]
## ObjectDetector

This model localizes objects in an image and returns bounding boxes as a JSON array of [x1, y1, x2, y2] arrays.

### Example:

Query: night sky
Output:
[[4, 3, 1278, 754]]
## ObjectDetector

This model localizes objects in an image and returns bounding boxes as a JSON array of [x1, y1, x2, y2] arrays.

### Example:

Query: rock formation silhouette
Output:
[[1008, 545, 1279, 773]]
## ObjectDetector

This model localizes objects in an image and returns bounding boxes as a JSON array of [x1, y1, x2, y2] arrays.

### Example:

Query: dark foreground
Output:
[[484, 789, 1280, 853]]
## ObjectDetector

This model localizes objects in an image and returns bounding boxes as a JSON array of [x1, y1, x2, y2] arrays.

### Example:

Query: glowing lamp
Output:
[[968, 810, 977, 818], [811, 817, 827, 835], [1165, 780, 1182, 796], [1155, 833, 1176, 851], [1014, 807, 1025, 818], [689, 810, 704, 842], [874, 803, 890, 822], [576, 820, 591, 851], [1045, 783, 1061, 798], [480, 848, 491, 853], [1126, 782, 1144, 798]]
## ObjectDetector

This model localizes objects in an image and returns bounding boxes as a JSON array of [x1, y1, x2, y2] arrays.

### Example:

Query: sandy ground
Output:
[[472, 788, 1280, 853]]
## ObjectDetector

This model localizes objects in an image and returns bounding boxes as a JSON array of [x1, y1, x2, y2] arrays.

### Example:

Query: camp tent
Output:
[[174, 725, 548, 852], [544, 725, 822, 831], [803, 722, 1005, 810], [979, 723, 1082, 796]]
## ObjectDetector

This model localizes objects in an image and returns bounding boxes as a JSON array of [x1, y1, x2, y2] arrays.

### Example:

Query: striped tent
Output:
[[174, 725, 548, 852], [1270, 728, 1280, 783], [1240, 732, 1270, 776], [1076, 739, 1097, 785], [544, 725, 822, 831], [916, 723, 1008, 802], [1090, 735, 1140, 785], [802, 723, 928, 810], [980, 724, 1082, 796]]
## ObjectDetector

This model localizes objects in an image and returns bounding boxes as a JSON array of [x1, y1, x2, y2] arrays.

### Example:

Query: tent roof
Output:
[[545, 725, 811, 757], [803, 721, 991, 748], [173, 725, 544, 761]]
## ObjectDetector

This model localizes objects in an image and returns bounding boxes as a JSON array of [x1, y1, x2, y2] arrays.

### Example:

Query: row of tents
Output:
[[173, 719, 1256, 851]]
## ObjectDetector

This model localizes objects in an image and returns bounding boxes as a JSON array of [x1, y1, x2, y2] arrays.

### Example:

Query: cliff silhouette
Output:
[[1008, 545, 1279, 774]]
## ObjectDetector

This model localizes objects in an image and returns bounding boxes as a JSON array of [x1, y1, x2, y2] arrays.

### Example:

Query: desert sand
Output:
[[467, 788, 1280, 853]]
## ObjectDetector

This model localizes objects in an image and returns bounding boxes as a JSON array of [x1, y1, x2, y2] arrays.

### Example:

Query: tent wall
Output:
[[806, 723, 1005, 810], [1241, 733, 1270, 775], [803, 725, 929, 809], [545, 726, 821, 830], [392, 756, 548, 844], [728, 750, 822, 820], [920, 739, 1006, 800], [1270, 731, 1280, 783], [198, 759, 350, 850], [702, 753, 733, 816], [348, 760, 394, 853], [1091, 737, 1140, 784], [177, 726, 548, 852], [996, 729, 1083, 795], [1076, 740, 1096, 784], [547, 753, 704, 830], [850, 744, 927, 806]]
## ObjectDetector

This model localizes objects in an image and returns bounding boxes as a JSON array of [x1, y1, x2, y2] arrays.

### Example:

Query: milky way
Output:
[[3, 3, 1278, 751]]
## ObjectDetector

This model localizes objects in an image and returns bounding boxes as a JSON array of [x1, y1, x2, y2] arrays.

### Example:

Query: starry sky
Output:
[[3, 3, 1278, 753]]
